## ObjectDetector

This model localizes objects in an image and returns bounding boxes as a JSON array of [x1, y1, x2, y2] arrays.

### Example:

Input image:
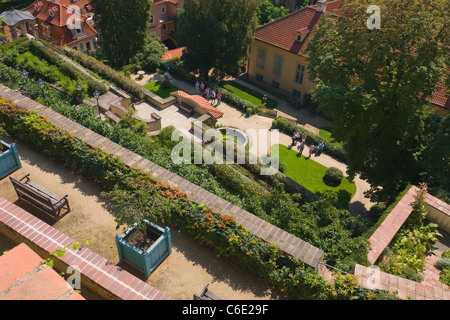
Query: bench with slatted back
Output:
[[178, 102, 194, 115], [9, 174, 70, 220], [193, 283, 224, 300]]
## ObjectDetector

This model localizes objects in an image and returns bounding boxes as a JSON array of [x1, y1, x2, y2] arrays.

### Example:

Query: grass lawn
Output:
[[223, 81, 278, 109], [274, 144, 356, 207], [143, 81, 181, 99], [319, 127, 343, 146]]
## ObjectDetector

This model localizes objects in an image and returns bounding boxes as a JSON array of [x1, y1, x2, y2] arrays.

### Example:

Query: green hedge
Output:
[[272, 117, 348, 163], [2, 39, 107, 98], [64, 48, 145, 99], [0, 96, 397, 300]]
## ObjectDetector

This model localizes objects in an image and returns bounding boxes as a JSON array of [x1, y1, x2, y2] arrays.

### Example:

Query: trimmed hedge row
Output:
[[272, 116, 348, 163], [2, 39, 107, 98], [64, 47, 145, 99]]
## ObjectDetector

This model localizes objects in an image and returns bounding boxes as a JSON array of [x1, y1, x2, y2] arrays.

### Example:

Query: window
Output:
[[256, 49, 265, 69], [80, 42, 84, 51], [86, 41, 91, 51], [162, 24, 167, 31], [272, 81, 280, 90], [162, 6, 166, 14], [273, 55, 283, 76], [295, 64, 305, 84], [256, 74, 263, 82]]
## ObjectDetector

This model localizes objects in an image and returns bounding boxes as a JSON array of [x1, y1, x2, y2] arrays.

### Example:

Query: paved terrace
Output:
[[0, 85, 325, 271]]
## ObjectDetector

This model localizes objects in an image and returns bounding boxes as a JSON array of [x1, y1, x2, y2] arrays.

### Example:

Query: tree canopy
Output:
[[256, 1, 290, 25], [90, 0, 154, 68], [176, 0, 259, 80], [306, 0, 450, 202]]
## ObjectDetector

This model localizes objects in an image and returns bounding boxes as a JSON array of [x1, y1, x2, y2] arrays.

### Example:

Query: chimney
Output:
[[316, 0, 327, 13]]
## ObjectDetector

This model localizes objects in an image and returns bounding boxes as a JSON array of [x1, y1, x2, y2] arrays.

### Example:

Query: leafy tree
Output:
[[306, 0, 450, 202], [256, 1, 290, 25], [131, 33, 166, 72], [176, 0, 259, 80], [90, 0, 153, 68]]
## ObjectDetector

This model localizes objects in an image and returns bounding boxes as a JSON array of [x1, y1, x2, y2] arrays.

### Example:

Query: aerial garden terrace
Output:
[[0, 37, 410, 299]]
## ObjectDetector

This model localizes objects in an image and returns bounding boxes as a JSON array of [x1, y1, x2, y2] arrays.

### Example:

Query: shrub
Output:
[[323, 167, 343, 187], [368, 203, 387, 223], [65, 48, 145, 99], [434, 258, 450, 270]]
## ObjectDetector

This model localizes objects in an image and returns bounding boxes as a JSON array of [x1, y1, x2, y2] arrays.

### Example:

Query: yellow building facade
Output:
[[247, 39, 316, 102]]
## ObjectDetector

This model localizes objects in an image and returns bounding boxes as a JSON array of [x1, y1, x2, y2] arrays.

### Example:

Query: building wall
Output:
[[247, 39, 316, 101]]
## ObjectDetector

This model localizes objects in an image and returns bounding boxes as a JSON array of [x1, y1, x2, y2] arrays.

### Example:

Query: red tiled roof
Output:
[[24, 0, 90, 27], [431, 82, 450, 109], [153, 0, 180, 5], [23, 0, 96, 46], [171, 90, 224, 119], [254, 1, 341, 57], [162, 47, 185, 60]]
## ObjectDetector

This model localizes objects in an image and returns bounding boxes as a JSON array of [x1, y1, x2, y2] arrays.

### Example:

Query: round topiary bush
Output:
[[323, 167, 343, 187]]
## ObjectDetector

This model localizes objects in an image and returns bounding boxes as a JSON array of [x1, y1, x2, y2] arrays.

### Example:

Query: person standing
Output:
[[309, 143, 314, 157], [195, 81, 200, 92], [299, 141, 305, 155], [211, 90, 216, 103], [216, 92, 222, 106], [302, 132, 307, 143], [200, 82, 205, 92]]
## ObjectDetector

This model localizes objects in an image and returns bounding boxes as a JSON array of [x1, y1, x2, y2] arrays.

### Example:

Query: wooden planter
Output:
[[0, 141, 21, 180], [115, 220, 172, 278]]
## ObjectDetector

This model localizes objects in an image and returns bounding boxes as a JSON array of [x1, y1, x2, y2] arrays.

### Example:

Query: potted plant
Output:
[[103, 175, 180, 278], [0, 128, 22, 179]]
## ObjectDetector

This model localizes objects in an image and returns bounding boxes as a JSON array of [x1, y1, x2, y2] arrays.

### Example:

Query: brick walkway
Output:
[[0, 197, 173, 300], [367, 186, 418, 264], [354, 264, 450, 300], [0, 85, 325, 271]]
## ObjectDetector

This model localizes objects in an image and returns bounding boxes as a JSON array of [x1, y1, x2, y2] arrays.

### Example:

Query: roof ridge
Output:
[[257, 5, 316, 31]]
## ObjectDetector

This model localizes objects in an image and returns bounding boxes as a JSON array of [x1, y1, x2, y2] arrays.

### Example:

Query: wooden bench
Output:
[[10, 174, 70, 220], [178, 102, 194, 115], [193, 283, 224, 300]]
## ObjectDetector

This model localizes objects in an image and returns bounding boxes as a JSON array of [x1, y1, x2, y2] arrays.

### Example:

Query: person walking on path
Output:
[[216, 92, 222, 106], [195, 81, 200, 92], [299, 141, 305, 155], [200, 82, 205, 92], [309, 143, 314, 158], [211, 90, 216, 104]]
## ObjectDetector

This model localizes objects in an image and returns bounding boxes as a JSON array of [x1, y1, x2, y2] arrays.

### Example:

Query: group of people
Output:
[[195, 81, 222, 106], [291, 130, 325, 157]]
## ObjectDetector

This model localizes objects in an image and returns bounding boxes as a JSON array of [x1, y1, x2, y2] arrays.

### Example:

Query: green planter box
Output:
[[0, 141, 21, 179], [116, 220, 172, 278]]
